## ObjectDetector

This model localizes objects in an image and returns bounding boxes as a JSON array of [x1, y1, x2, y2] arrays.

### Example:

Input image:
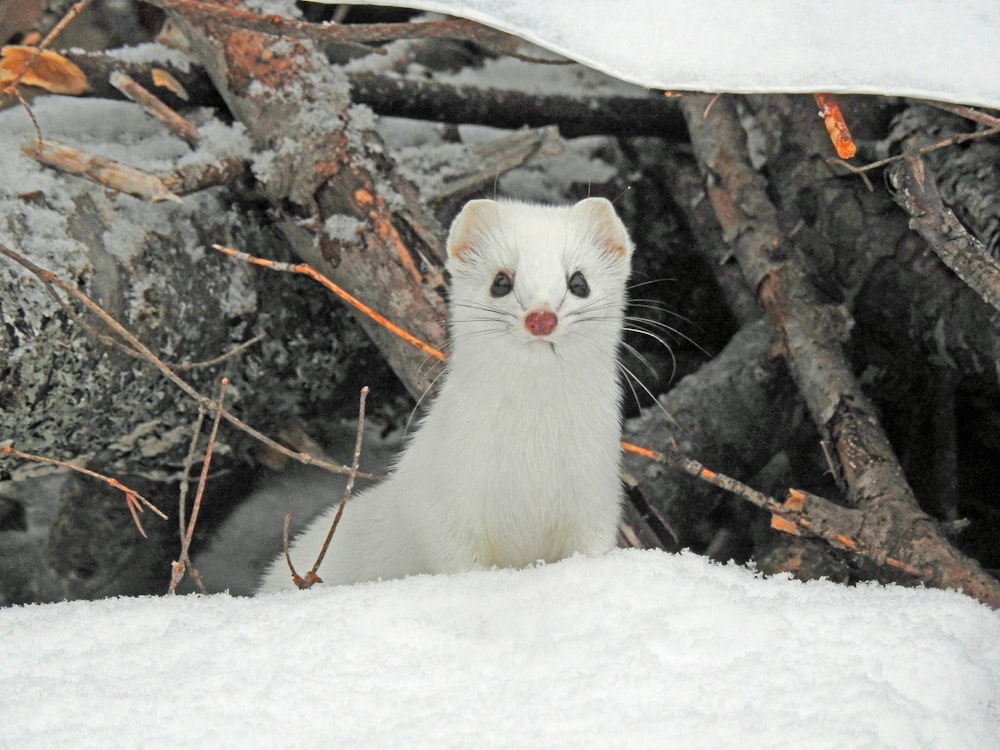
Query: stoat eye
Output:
[[568, 270, 590, 298], [490, 271, 513, 298]]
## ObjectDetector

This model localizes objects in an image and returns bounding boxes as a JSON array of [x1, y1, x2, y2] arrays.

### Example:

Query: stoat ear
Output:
[[447, 199, 498, 263], [571, 197, 633, 259]]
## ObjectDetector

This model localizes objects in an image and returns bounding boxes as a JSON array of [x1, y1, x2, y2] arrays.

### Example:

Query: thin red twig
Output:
[[0, 443, 165, 537], [213, 244, 446, 362], [285, 386, 371, 589]]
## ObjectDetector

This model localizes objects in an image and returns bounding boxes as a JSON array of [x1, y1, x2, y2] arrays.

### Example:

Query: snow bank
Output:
[[337, 0, 1000, 108], [2, 550, 998, 748]]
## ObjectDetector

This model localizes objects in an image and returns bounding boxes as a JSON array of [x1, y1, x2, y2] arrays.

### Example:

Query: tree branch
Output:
[[162, 0, 450, 399], [679, 93, 1000, 608], [888, 153, 1000, 314]]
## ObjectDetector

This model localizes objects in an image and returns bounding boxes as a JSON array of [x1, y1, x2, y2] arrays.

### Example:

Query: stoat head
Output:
[[444, 197, 633, 361]]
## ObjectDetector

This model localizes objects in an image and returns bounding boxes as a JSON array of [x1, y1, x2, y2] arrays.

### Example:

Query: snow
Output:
[[2, 549, 998, 748], [106, 42, 193, 72], [335, 0, 1000, 108], [0, 95, 253, 334]]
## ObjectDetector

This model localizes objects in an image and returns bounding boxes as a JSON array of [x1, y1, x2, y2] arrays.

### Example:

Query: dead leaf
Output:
[[0, 45, 88, 95]]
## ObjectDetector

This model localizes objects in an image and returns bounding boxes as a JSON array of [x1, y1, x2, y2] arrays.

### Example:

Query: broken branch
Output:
[[622, 441, 930, 580], [24, 138, 182, 203], [813, 93, 856, 159], [109, 69, 201, 147], [888, 153, 1000, 314]]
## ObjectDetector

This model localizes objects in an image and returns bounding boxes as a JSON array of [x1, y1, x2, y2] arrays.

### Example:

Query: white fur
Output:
[[257, 198, 633, 591]]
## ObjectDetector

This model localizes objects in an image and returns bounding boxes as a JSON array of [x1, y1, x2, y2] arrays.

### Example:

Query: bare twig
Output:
[[172, 333, 265, 371], [213, 244, 446, 362], [0, 242, 376, 480], [109, 69, 201, 146], [829, 125, 1000, 176], [308, 386, 370, 585], [917, 99, 1000, 129], [420, 126, 566, 204], [285, 386, 371, 590], [0, 443, 166, 536], [621, 441, 929, 579], [282, 511, 299, 582], [178, 407, 207, 542], [168, 377, 228, 594], [23, 135, 245, 201], [9, 86, 44, 144]]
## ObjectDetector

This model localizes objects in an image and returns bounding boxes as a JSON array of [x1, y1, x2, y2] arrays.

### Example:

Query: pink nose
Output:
[[525, 309, 558, 336]]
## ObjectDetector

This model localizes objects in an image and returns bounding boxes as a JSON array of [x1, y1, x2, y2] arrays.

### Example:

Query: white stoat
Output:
[[257, 197, 634, 592]]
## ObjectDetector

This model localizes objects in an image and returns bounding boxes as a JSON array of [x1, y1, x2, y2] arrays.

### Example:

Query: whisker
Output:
[[451, 302, 518, 319], [566, 300, 624, 320], [619, 358, 645, 415], [625, 316, 709, 357], [454, 328, 511, 341], [570, 309, 620, 322], [618, 360, 685, 434], [406, 364, 449, 436], [628, 278, 678, 291], [451, 318, 515, 326], [627, 299, 695, 321], [621, 340, 661, 380], [623, 326, 677, 381], [627, 304, 703, 333], [416, 348, 448, 381]]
